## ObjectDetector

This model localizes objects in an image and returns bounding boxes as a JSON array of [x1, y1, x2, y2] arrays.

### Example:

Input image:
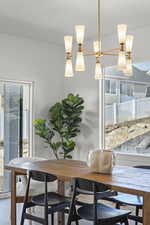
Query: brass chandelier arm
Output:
[[83, 52, 95, 56], [104, 48, 120, 52], [83, 46, 120, 53], [102, 52, 119, 56], [83, 50, 119, 57]]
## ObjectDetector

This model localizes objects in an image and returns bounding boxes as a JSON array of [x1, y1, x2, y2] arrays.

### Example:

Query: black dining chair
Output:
[[104, 165, 150, 225], [67, 177, 131, 225], [20, 170, 73, 225]]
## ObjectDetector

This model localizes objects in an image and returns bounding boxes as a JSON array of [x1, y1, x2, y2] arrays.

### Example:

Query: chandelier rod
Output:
[[97, 0, 105, 151], [97, 0, 101, 46]]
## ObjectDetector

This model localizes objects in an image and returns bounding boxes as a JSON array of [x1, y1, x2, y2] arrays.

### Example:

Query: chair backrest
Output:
[[69, 178, 116, 225], [23, 170, 57, 207], [74, 177, 114, 199], [134, 165, 150, 170], [29, 170, 57, 182], [76, 178, 107, 192]]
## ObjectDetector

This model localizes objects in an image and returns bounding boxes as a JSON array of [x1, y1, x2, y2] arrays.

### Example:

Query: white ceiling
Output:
[[0, 0, 149, 45]]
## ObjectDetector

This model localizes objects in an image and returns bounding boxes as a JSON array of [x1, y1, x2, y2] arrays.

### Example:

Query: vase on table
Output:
[[87, 149, 115, 174]]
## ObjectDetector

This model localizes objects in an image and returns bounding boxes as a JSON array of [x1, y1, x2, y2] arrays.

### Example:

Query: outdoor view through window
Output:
[[104, 63, 150, 156], [0, 80, 32, 194]]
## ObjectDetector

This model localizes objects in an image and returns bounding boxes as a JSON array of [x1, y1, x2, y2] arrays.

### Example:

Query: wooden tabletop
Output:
[[5, 159, 150, 196]]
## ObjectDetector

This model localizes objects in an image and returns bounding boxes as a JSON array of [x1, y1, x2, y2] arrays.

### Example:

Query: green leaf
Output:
[[34, 93, 84, 160]]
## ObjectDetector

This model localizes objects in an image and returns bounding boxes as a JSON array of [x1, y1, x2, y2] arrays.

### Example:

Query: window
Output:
[[105, 80, 110, 93], [105, 79, 117, 94], [120, 82, 133, 97], [0, 80, 33, 194], [103, 64, 150, 158]]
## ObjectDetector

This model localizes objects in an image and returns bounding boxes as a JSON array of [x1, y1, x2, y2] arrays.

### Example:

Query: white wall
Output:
[[63, 25, 150, 160], [63, 56, 99, 160], [0, 33, 64, 158]]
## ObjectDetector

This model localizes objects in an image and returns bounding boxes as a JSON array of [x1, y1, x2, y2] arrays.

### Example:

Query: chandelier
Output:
[[64, 0, 134, 79]]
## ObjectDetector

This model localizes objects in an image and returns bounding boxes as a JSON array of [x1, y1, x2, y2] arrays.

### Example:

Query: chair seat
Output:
[[31, 192, 70, 206], [106, 192, 143, 206], [77, 203, 130, 223]]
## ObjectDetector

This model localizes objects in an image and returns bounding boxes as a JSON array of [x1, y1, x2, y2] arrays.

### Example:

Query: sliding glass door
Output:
[[0, 83, 4, 193], [0, 80, 33, 194]]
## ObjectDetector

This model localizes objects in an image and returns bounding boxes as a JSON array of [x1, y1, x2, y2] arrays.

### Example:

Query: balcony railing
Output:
[[105, 97, 150, 126]]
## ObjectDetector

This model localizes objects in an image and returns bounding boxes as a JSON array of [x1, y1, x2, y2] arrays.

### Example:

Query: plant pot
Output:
[[87, 149, 114, 174]]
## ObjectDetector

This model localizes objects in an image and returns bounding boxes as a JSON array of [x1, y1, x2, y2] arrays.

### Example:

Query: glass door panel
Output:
[[0, 81, 32, 194], [0, 83, 4, 192]]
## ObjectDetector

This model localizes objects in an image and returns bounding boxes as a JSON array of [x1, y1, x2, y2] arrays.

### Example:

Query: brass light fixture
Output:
[[64, 0, 134, 78]]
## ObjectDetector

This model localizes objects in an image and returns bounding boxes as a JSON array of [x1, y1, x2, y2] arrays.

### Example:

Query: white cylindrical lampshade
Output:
[[117, 24, 127, 44], [75, 52, 85, 71], [95, 61, 102, 80], [64, 36, 73, 53], [75, 25, 85, 44], [124, 58, 133, 76], [118, 51, 126, 70], [93, 40, 101, 53], [65, 59, 73, 77], [126, 35, 134, 52]]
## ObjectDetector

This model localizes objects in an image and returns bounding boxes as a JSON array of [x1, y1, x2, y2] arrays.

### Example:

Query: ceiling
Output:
[[0, 0, 149, 45]]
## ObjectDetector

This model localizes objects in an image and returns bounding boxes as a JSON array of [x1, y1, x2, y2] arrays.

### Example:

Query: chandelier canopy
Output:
[[64, 0, 134, 79]]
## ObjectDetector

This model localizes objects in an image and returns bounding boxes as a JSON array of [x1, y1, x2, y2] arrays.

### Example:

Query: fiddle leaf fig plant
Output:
[[34, 94, 84, 159]]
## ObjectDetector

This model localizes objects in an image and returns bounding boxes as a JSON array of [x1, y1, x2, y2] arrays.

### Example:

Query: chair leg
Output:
[[20, 203, 27, 225], [67, 198, 76, 225], [28, 207, 32, 225], [44, 177, 48, 225], [135, 206, 139, 225], [75, 218, 79, 225], [20, 215, 25, 225], [73, 206, 79, 225], [51, 212, 54, 225], [44, 207, 48, 225], [124, 219, 129, 225], [21, 174, 31, 225], [116, 202, 120, 209]]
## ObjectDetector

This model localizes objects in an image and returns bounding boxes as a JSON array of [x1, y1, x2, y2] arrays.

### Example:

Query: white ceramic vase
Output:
[[87, 149, 114, 174]]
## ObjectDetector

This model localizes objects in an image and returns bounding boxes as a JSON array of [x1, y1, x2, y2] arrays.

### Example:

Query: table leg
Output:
[[57, 180, 65, 225], [143, 193, 150, 225], [11, 170, 16, 225]]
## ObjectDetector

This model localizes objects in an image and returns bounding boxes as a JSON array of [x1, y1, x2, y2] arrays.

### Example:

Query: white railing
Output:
[[105, 97, 150, 125]]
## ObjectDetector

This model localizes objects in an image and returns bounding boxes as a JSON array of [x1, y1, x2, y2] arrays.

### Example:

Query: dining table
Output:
[[5, 159, 150, 225]]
